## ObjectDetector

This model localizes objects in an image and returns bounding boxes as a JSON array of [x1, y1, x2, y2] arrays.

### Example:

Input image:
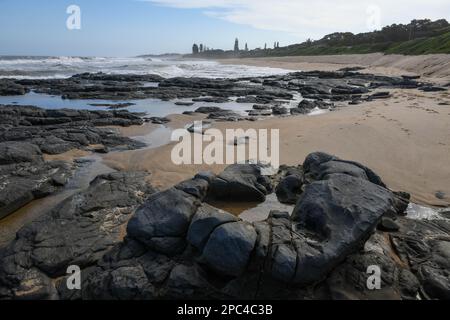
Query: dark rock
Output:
[[187, 203, 238, 252], [0, 141, 42, 165], [0, 144, 73, 219], [248, 109, 272, 116], [272, 106, 288, 115], [378, 217, 400, 232], [91, 145, 109, 154], [187, 121, 211, 134], [298, 99, 333, 110], [275, 175, 303, 204], [368, 91, 392, 99], [0, 80, 28, 96], [2, 147, 446, 301], [174, 102, 195, 106], [303, 152, 386, 187], [165, 264, 214, 299], [390, 218, 450, 300], [208, 164, 272, 202], [192, 97, 230, 103], [175, 177, 210, 200], [127, 188, 200, 255], [194, 106, 223, 114], [418, 265, 450, 299], [402, 75, 421, 80], [419, 86, 447, 92], [435, 191, 446, 200], [147, 117, 170, 124], [88, 102, 135, 109], [0, 171, 155, 299], [0, 105, 145, 154], [252, 104, 271, 110], [327, 232, 420, 300], [393, 191, 410, 216], [290, 107, 309, 115], [338, 66, 365, 72], [1, 71, 423, 108], [289, 173, 396, 285], [207, 110, 242, 121], [201, 221, 257, 277]]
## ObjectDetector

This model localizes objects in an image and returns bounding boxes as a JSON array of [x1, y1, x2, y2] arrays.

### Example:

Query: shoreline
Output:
[[104, 87, 450, 207], [0, 62, 449, 300], [0, 61, 449, 235], [216, 53, 450, 85]]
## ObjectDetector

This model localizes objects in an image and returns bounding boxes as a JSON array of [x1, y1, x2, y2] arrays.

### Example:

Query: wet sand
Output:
[[103, 88, 450, 207]]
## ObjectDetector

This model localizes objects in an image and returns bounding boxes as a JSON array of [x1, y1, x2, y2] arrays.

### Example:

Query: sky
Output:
[[0, 0, 449, 57]]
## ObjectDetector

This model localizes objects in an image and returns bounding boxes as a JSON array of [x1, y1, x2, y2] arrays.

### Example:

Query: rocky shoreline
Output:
[[0, 70, 437, 221], [0, 152, 448, 300], [0, 105, 148, 220], [1, 70, 442, 115], [0, 70, 449, 300]]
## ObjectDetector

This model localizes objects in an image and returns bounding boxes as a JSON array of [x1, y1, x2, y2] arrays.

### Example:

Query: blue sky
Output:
[[0, 0, 449, 57]]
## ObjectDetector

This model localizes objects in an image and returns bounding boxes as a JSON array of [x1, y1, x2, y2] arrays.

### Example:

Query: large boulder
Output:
[[284, 173, 396, 285], [127, 187, 201, 255]]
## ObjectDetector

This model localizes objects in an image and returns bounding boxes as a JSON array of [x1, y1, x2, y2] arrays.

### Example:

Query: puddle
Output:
[[208, 193, 295, 223], [210, 197, 449, 223], [0, 90, 333, 119], [406, 202, 449, 220], [130, 125, 173, 148], [0, 92, 256, 118]]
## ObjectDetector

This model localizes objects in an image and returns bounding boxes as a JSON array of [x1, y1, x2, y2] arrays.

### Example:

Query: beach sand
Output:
[[219, 53, 450, 85], [103, 87, 450, 207]]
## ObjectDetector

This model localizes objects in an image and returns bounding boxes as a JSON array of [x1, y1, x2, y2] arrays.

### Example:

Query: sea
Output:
[[0, 55, 308, 117], [0, 55, 289, 79]]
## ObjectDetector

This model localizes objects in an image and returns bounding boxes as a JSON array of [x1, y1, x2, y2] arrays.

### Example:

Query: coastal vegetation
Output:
[[189, 19, 450, 58]]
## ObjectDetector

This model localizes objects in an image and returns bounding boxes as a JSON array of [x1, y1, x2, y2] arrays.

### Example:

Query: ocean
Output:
[[0, 55, 289, 79], [0, 55, 305, 117]]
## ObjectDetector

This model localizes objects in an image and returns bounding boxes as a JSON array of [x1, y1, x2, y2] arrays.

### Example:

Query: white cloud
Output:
[[145, 0, 450, 39]]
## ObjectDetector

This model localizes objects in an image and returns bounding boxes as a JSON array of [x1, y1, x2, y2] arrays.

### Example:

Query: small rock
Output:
[[378, 217, 400, 232], [435, 191, 446, 200]]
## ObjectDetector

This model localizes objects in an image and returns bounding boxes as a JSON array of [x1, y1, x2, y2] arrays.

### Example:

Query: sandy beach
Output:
[[220, 53, 450, 85], [104, 85, 450, 207]]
